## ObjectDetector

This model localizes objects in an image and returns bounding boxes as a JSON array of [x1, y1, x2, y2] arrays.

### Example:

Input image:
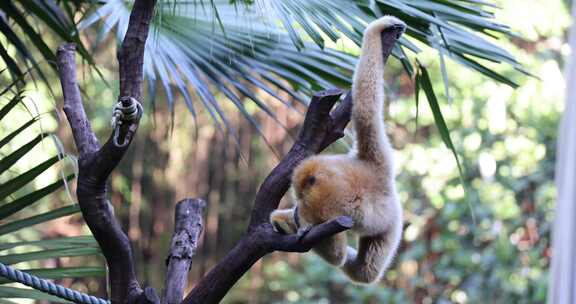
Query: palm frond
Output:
[[0, 78, 104, 301], [0, 0, 94, 87], [82, 0, 358, 139], [82, 0, 522, 136]]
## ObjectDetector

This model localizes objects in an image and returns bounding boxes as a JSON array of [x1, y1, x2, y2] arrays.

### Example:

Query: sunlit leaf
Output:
[[0, 204, 80, 236], [0, 156, 64, 202], [0, 236, 98, 252], [0, 175, 74, 220]]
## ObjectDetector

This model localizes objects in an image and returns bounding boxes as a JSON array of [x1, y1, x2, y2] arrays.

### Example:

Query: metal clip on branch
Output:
[[111, 96, 143, 147]]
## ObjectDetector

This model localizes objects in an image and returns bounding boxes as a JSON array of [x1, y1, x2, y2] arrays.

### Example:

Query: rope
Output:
[[0, 262, 110, 304]]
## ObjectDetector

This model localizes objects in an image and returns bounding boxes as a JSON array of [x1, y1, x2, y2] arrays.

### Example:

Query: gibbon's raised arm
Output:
[[352, 17, 405, 171]]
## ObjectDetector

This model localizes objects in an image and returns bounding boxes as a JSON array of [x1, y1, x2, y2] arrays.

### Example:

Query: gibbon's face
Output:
[[292, 157, 355, 224]]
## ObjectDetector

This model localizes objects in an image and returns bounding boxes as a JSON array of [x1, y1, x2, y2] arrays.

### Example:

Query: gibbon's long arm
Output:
[[352, 17, 405, 172]]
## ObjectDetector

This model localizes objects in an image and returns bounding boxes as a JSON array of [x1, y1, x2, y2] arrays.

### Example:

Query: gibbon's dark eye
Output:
[[306, 175, 316, 186]]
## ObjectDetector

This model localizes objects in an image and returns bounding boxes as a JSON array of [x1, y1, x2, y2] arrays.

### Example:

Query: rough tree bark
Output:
[[55, 0, 404, 302], [163, 199, 206, 304]]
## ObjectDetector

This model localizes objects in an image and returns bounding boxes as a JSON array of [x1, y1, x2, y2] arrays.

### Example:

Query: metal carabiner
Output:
[[111, 96, 143, 147]]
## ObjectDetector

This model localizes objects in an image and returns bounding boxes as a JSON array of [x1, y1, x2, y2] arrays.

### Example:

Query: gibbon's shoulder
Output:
[[363, 15, 406, 36]]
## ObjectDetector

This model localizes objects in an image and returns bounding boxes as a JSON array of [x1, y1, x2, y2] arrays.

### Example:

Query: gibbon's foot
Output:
[[270, 209, 298, 234], [272, 221, 289, 235]]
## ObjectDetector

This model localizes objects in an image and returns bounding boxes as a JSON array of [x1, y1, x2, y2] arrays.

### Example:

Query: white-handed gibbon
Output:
[[270, 16, 405, 284]]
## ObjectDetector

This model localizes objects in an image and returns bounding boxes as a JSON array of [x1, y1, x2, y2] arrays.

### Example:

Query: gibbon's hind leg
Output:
[[341, 233, 398, 284], [313, 232, 348, 267], [270, 208, 298, 234]]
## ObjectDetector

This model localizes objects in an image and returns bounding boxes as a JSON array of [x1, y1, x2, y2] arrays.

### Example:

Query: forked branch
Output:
[[56, 0, 156, 303]]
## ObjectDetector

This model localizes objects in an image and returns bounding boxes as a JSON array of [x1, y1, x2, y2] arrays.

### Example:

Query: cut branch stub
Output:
[[296, 88, 345, 152], [163, 198, 205, 304]]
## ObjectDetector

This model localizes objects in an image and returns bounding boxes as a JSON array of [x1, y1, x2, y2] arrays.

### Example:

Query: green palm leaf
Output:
[[0, 236, 98, 252], [0, 204, 81, 236], [81, 0, 523, 144], [0, 0, 95, 86], [0, 247, 102, 265], [0, 175, 75, 220]]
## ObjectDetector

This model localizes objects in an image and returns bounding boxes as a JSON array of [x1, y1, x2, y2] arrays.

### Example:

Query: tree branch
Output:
[[181, 216, 352, 304], [264, 216, 353, 252], [247, 88, 349, 229], [57, 43, 99, 156], [118, 0, 156, 102], [58, 43, 142, 304], [163, 199, 205, 304]]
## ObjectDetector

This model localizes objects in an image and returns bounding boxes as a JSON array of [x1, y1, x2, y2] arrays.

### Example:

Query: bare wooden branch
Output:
[[182, 219, 352, 304], [57, 43, 142, 304], [267, 216, 353, 252], [163, 199, 205, 304], [320, 92, 352, 150], [118, 0, 156, 101], [57, 43, 99, 156]]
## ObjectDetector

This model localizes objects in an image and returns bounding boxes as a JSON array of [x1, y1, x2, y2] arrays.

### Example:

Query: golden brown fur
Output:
[[270, 16, 405, 283]]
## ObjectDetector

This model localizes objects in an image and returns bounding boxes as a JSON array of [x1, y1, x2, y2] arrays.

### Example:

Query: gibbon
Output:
[[270, 16, 405, 284]]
